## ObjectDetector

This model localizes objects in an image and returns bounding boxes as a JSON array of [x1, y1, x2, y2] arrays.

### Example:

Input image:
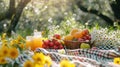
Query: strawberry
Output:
[[54, 41, 61, 46], [42, 44, 46, 48], [49, 42, 54, 47], [43, 38, 63, 49], [44, 40, 49, 45], [59, 45, 63, 49], [52, 38, 57, 41], [53, 45, 58, 49]]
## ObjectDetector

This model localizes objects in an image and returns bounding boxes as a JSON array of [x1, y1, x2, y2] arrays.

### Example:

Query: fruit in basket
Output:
[[53, 34, 61, 39], [83, 29, 89, 35], [63, 28, 91, 49], [85, 35, 91, 40], [80, 43, 90, 49], [70, 28, 79, 35], [78, 38, 84, 42], [64, 28, 91, 41], [42, 39, 64, 49], [73, 31, 84, 39], [64, 35, 74, 41]]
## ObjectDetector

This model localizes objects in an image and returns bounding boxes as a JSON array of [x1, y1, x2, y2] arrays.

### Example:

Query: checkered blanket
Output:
[[97, 44, 117, 50], [35, 48, 120, 67], [15, 45, 120, 67]]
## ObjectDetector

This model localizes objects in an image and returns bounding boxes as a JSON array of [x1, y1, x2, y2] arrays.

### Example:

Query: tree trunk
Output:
[[110, 0, 120, 25], [6, 0, 15, 19], [0, 0, 15, 21], [7, 0, 31, 36]]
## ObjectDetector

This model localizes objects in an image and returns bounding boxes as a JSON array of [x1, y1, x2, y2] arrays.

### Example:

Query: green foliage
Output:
[[0, 0, 119, 37]]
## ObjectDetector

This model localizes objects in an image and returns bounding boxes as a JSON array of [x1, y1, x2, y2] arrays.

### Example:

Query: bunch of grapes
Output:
[[42, 39, 64, 49]]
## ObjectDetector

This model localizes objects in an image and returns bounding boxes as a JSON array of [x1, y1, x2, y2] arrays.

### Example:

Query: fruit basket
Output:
[[63, 40, 91, 49], [63, 29, 92, 49]]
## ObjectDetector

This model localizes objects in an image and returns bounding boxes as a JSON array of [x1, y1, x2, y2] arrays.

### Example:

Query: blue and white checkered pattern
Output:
[[97, 44, 116, 50], [35, 48, 120, 67]]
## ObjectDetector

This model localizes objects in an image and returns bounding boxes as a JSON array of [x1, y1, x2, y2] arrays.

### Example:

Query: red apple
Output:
[[53, 34, 61, 39], [86, 35, 91, 40], [83, 29, 89, 35]]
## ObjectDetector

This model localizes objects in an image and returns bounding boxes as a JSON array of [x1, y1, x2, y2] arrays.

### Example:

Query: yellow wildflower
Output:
[[32, 53, 45, 64], [0, 52, 3, 57], [23, 60, 34, 67], [14, 39, 19, 44], [9, 47, 19, 59], [19, 43, 25, 49], [10, 39, 19, 46], [17, 35, 21, 41], [114, 57, 120, 64], [10, 40, 15, 45], [17, 35, 25, 41], [70, 63, 75, 67], [60, 59, 75, 67], [10, 40, 15, 46], [44, 56, 52, 67], [1, 33, 6, 40], [0, 57, 7, 64], [0, 46, 9, 57], [2, 40, 8, 45], [34, 63, 44, 67]]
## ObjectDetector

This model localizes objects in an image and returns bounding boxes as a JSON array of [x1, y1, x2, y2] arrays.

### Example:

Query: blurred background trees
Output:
[[76, 0, 120, 26], [0, 0, 119, 36], [0, 0, 31, 36]]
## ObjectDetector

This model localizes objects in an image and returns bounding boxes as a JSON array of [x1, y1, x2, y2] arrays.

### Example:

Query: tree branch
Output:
[[76, 1, 114, 26]]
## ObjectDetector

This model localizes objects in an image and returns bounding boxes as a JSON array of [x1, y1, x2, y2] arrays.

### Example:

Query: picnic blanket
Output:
[[15, 46, 120, 67], [35, 47, 120, 67]]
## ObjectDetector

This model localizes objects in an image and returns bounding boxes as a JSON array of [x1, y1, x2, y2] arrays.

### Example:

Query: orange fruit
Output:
[[73, 31, 84, 39], [81, 31, 86, 36], [64, 35, 73, 41], [73, 32, 79, 39], [70, 28, 79, 35]]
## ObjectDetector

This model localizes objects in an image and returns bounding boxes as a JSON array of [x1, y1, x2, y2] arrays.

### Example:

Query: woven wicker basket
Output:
[[63, 40, 91, 49]]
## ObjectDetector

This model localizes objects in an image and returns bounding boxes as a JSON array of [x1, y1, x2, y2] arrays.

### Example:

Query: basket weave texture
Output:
[[63, 40, 91, 49]]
